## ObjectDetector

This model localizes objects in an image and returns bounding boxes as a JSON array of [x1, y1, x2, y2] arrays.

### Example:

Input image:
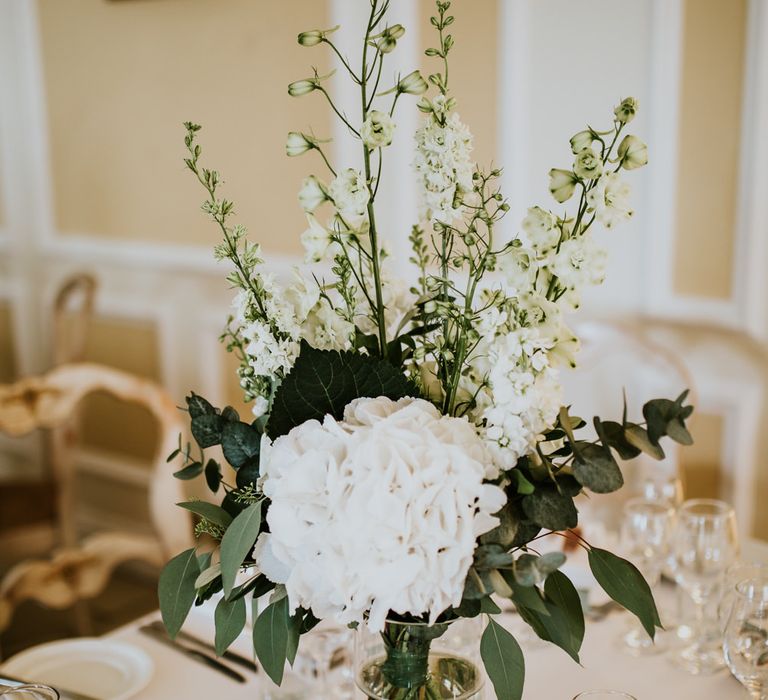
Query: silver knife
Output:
[[145, 620, 258, 674], [138, 625, 246, 684], [0, 675, 100, 700]]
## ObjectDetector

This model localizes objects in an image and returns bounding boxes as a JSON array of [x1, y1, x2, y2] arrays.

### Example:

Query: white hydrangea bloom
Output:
[[414, 96, 474, 223], [586, 173, 634, 229], [551, 234, 607, 289], [328, 168, 370, 225], [254, 397, 506, 631]]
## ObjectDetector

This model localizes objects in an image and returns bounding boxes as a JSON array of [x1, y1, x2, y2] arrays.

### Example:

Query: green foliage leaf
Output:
[[222, 421, 261, 468], [543, 570, 585, 662], [253, 595, 290, 685], [191, 414, 224, 449], [221, 501, 263, 597], [643, 397, 693, 447], [588, 547, 661, 639], [158, 548, 199, 639], [480, 504, 520, 547], [236, 457, 260, 489], [173, 461, 203, 480], [204, 459, 222, 493], [595, 419, 641, 460], [480, 618, 525, 700], [187, 392, 216, 418], [474, 544, 515, 570], [624, 424, 665, 460], [267, 341, 419, 438], [522, 486, 578, 531], [572, 442, 624, 494], [512, 469, 535, 495], [177, 501, 233, 528], [214, 594, 246, 656], [221, 405, 240, 423]]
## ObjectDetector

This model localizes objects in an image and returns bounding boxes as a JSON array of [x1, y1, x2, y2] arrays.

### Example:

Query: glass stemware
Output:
[[672, 498, 739, 674], [619, 498, 675, 655], [0, 686, 60, 700], [723, 577, 768, 699], [572, 692, 637, 700]]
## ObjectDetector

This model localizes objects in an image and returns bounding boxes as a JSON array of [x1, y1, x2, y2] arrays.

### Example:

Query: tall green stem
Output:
[[361, 0, 389, 359]]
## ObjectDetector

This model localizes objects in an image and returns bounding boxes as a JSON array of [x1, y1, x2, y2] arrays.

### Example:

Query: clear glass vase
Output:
[[354, 617, 485, 700]]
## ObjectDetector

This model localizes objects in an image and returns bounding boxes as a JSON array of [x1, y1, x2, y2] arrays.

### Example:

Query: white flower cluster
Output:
[[254, 396, 505, 631], [413, 96, 474, 223]]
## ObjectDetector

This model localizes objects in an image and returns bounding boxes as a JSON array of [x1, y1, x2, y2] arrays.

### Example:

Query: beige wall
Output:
[[673, 0, 746, 299], [37, 0, 330, 256]]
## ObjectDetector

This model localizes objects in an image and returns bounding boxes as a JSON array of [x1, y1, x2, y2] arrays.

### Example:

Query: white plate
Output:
[[1, 638, 153, 700]]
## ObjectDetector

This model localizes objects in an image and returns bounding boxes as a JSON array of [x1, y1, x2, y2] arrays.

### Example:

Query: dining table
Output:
[[11, 539, 768, 700]]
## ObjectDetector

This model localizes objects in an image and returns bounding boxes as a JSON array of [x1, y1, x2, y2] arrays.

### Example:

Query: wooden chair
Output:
[[0, 363, 192, 634]]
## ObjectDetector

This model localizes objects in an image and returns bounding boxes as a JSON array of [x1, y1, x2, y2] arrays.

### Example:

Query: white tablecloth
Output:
[[100, 540, 768, 699]]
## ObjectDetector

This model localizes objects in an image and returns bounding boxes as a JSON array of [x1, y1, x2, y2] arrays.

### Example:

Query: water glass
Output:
[[0, 686, 59, 700], [672, 498, 739, 674], [619, 498, 675, 654], [723, 577, 768, 699]]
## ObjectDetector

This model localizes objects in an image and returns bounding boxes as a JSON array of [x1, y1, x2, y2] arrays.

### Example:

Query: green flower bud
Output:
[[286, 131, 316, 156], [617, 134, 648, 170], [397, 70, 428, 95], [573, 147, 603, 180], [288, 78, 318, 97], [614, 97, 639, 124], [570, 129, 595, 154], [548, 169, 578, 203], [297, 24, 339, 47]]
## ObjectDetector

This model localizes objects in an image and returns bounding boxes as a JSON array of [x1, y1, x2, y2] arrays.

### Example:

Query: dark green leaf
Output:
[[556, 475, 583, 498], [187, 392, 216, 418], [221, 501, 263, 597], [173, 461, 203, 480], [214, 594, 246, 656], [596, 419, 641, 460], [253, 596, 290, 685], [475, 544, 515, 570], [588, 547, 661, 639], [177, 501, 233, 528], [505, 575, 549, 615], [666, 418, 693, 446], [544, 570, 585, 661], [522, 486, 578, 531], [267, 341, 419, 438], [511, 554, 540, 587], [573, 443, 624, 494], [538, 552, 567, 577], [480, 504, 520, 547], [158, 548, 199, 639], [221, 406, 240, 423], [480, 618, 525, 700], [286, 611, 303, 666], [191, 414, 223, 449], [236, 457, 260, 489], [480, 596, 502, 615], [512, 469, 535, 495], [222, 421, 261, 468], [462, 567, 490, 600], [221, 490, 248, 519], [204, 458, 222, 493], [624, 424, 665, 460], [509, 520, 541, 549]]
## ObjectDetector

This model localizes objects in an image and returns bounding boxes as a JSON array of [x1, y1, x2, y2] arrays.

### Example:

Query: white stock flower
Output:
[[255, 397, 506, 631], [586, 173, 634, 229], [414, 105, 474, 223], [521, 207, 560, 254], [551, 234, 607, 289], [573, 148, 603, 180], [300, 214, 332, 263], [303, 300, 354, 351], [548, 169, 577, 203], [328, 168, 370, 223], [298, 175, 328, 213], [498, 247, 536, 293], [617, 135, 648, 170], [361, 111, 396, 149]]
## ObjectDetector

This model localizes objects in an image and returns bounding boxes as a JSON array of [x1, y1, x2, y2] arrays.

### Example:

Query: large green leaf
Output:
[[253, 595, 290, 685], [588, 547, 661, 639], [191, 414, 224, 449], [543, 570, 585, 662], [177, 501, 233, 528], [220, 501, 263, 597], [594, 418, 641, 460], [158, 548, 199, 639], [205, 458, 222, 493], [480, 617, 525, 700], [187, 392, 216, 418], [521, 486, 578, 531], [266, 341, 419, 438], [214, 594, 246, 656], [624, 424, 665, 460], [572, 443, 624, 494], [221, 421, 261, 468]]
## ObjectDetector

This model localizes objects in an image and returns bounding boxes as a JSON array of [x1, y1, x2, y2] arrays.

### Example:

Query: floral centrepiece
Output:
[[159, 2, 695, 699]]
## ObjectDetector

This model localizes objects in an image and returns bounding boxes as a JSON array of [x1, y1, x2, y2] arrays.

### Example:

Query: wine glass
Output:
[[619, 498, 675, 654], [723, 577, 768, 699], [672, 498, 739, 674]]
